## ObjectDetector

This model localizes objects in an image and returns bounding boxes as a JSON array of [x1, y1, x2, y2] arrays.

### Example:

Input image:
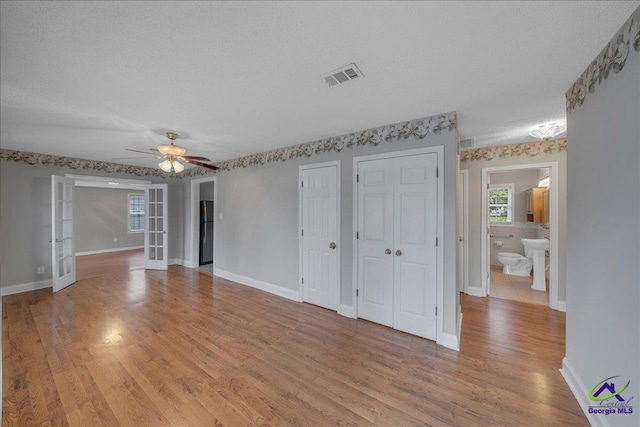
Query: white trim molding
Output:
[[1, 279, 52, 296], [438, 332, 459, 351], [76, 246, 143, 256], [557, 300, 566, 313], [213, 269, 301, 302], [465, 286, 485, 298], [560, 357, 608, 426], [189, 176, 217, 271], [338, 304, 355, 319]]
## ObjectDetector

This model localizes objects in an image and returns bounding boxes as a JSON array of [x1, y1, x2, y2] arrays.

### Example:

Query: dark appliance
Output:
[[199, 200, 214, 265]]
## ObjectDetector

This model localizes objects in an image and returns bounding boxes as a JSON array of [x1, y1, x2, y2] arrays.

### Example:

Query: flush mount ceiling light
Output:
[[124, 132, 218, 173], [529, 123, 565, 141]]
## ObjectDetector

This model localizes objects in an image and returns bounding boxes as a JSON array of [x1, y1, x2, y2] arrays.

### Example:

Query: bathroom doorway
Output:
[[480, 162, 561, 311]]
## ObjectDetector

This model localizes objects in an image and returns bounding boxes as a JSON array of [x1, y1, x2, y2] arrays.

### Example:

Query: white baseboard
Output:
[[465, 286, 485, 297], [557, 300, 566, 312], [457, 307, 463, 350], [213, 269, 301, 302], [1, 279, 52, 296], [168, 258, 185, 266], [438, 331, 459, 351], [338, 304, 355, 319], [76, 246, 143, 256], [560, 357, 608, 426], [182, 260, 197, 269]]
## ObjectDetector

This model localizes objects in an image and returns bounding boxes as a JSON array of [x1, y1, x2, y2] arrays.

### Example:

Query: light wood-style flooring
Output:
[[2, 266, 586, 426]]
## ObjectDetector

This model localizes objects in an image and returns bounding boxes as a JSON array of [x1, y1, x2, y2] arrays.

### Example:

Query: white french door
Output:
[[300, 162, 340, 311], [144, 184, 168, 270], [51, 175, 76, 292], [357, 152, 438, 340]]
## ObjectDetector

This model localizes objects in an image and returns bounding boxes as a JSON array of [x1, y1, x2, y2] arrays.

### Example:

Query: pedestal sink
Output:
[[521, 238, 550, 291]]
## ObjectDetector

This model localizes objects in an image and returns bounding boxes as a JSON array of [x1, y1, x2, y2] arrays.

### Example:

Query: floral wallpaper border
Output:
[[182, 112, 457, 177], [460, 138, 566, 163], [0, 113, 457, 178], [0, 149, 173, 177], [566, 8, 640, 112]]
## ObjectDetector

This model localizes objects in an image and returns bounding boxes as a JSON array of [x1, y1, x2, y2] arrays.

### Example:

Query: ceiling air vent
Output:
[[323, 63, 364, 87], [460, 139, 474, 149]]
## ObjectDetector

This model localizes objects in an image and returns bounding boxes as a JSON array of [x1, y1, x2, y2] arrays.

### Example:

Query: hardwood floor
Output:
[[2, 266, 587, 426], [76, 249, 144, 281]]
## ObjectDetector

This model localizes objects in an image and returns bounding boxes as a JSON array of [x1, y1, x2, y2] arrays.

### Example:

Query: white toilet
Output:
[[497, 252, 533, 276]]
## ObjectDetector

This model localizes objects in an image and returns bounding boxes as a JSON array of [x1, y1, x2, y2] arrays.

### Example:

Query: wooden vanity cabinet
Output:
[[526, 187, 546, 223]]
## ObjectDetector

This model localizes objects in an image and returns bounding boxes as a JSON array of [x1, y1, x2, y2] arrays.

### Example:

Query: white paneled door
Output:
[[301, 163, 339, 311], [357, 152, 438, 340], [51, 175, 76, 292], [144, 184, 168, 270]]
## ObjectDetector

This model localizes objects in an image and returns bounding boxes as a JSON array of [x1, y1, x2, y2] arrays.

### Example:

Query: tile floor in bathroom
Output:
[[489, 266, 549, 305]]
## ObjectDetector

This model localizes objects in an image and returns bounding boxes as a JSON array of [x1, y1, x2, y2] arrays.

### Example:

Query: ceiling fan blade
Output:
[[182, 155, 212, 162], [126, 148, 159, 156], [184, 158, 219, 171], [112, 156, 151, 160]]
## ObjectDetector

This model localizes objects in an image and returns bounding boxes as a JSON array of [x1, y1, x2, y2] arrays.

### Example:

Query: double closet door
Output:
[[357, 152, 438, 340]]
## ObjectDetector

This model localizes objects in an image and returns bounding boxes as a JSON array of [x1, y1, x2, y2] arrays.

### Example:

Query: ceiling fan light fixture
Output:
[[172, 161, 184, 173], [157, 144, 186, 157], [159, 159, 172, 172]]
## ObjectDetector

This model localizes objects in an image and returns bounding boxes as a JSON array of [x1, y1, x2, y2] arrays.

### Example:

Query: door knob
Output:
[[459, 236, 464, 242], [395, 250, 403, 256], [385, 249, 391, 255], [329, 242, 336, 249]]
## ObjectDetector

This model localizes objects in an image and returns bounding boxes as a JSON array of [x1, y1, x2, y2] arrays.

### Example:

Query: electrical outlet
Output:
[[37, 266, 45, 274], [114, 237, 118, 243]]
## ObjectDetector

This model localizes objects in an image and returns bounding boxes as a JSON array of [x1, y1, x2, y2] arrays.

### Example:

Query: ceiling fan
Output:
[[126, 132, 218, 172]]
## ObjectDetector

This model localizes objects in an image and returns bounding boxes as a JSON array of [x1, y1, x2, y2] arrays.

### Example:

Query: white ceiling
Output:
[[1, 1, 638, 170]]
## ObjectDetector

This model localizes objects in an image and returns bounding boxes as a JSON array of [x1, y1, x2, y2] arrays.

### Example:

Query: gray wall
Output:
[[460, 149, 567, 301], [565, 10, 639, 425], [489, 169, 543, 266], [74, 187, 144, 253], [0, 160, 184, 288], [201, 128, 460, 335]]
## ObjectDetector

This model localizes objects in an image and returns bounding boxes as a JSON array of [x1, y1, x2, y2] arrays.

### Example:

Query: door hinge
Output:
[[435, 306, 438, 316], [356, 231, 359, 240], [302, 277, 304, 284], [356, 174, 360, 183], [436, 237, 438, 247], [436, 167, 439, 177], [301, 229, 304, 236], [356, 289, 359, 297], [487, 183, 490, 189], [301, 181, 304, 188]]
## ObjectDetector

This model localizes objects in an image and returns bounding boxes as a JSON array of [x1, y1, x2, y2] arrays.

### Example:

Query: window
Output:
[[489, 184, 514, 225], [128, 194, 145, 233]]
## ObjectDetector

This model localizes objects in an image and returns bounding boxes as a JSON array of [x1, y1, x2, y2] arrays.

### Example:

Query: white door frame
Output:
[[458, 170, 469, 294], [480, 162, 560, 310], [298, 160, 341, 308], [189, 176, 217, 269], [352, 146, 444, 342]]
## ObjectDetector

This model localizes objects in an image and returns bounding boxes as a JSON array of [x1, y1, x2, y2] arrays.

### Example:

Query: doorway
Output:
[[65, 174, 152, 282], [480, 163, 560, 310], [189, 176, 217, 273]]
